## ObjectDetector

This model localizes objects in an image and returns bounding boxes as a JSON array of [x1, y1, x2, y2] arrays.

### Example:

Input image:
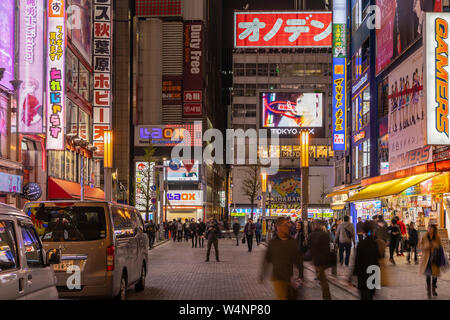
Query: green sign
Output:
[[333, 24, 346, 59]]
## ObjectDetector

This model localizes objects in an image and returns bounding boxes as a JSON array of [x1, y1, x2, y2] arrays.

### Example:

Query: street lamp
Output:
[[261, 171, 267, 219], [104, 130, 113, 202], [300, 130, 310, 240]]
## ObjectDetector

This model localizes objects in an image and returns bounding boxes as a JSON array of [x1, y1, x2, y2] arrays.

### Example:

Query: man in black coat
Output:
[[309, 221, 333, 300], [190, 218, 198, 248], [353, 222, 380, 300], [205, 219, 221, 262], [232, 219, 241, 246]]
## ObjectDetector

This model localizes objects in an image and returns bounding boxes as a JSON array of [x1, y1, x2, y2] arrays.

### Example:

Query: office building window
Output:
[[269, 64, 279, 76], [234, 63, 245, 76], [361, 87, 370, 127], [245, 84, 256, 97], [245, 64, 256, 76], [233, 84, 244, 96], [257, 64, 268, 76]]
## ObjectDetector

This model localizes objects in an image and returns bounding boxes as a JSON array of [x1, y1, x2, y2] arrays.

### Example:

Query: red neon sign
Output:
[[234, 11, 332, 48]]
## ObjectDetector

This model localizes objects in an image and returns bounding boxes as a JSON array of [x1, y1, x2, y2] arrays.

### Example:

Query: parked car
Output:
[[0, 203, 60, 300], [23, 201, 149, 300]]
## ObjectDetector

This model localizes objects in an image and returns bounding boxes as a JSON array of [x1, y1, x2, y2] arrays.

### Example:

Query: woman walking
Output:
[[418, 224, 443, 298]]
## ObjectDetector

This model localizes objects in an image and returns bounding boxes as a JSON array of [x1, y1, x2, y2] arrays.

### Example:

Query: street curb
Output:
[[151, 239, 170, 249], [261, 242, 360, 299]]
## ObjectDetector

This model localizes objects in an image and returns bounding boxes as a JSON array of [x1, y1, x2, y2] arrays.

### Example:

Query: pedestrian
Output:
[[190, 218, 198, 248], [352, 221, 380, 300], [407, 221, 419, 264], [205, 219, 220, 262], [293, 221, 305, 284], [356, 217, 364, 243], [396, 216, 407, 256], [171, 219, 178, 242], [146, 220, 156, 249], [259, 216, 301, 300], [255, 219, 263, 246], [309, 220, 335, 300], [232, 219, 240, 246], [164, 221, 169, 240], [197, 218, 206, 248], [244, 219, 256, 252], [183, 218, 190, 242], [177, 219, 183, 242], [387, 218, 401, 265], [335, 216, 355, 267], [418, 224, 444, 298]]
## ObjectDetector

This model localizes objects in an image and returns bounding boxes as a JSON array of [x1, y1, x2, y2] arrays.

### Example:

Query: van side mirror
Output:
[[46, 248, 61, 265]]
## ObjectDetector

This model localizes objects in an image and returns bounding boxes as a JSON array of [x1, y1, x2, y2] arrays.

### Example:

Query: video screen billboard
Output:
[[66, 0, 92, 64], [261, 92, 323, 129], [376, 0, 441, 75], [234, 11, 332, 48], [163, 160, 199, 181]]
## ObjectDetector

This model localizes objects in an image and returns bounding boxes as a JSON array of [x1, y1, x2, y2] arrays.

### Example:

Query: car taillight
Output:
[[106, 245, 115, 271]]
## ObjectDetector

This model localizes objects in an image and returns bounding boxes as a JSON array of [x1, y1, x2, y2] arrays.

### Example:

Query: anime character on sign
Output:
[[20, 79, 43, 128], [271, 177, 301, 197]]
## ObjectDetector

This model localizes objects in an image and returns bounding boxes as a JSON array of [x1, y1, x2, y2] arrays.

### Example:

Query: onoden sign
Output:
[[425, 13, 450, 145]]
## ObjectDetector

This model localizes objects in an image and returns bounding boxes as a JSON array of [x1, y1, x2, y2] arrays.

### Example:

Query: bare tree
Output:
[[241, 165, 261, 219], [136, 145, 158, 222]]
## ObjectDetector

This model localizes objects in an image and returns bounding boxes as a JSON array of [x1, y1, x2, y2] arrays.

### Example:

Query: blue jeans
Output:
[[339, 242, 352, 266]]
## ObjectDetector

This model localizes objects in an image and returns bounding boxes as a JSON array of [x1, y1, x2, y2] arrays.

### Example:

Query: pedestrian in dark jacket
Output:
[[335, 216, 355, 266], [190, 218, 198, 248], [183, 219, 190, 242], [407, 221, 419, 264], [255, 219, 263, 245], [352, 221, 380, 300], [309, 221, 333, 300], [205, 219, 220, 262], [146, 220, 156, 249], [259, 217, 300, 300], [232, 219, 240, 246], [197, 218, 206, 248], [294, 221, 305, 282], [176, 219, 183, 242], [356, 217, 364, 243], [244, 219, 257, 252], [388, 218, 401, 265], [163, 221, 169, 240]]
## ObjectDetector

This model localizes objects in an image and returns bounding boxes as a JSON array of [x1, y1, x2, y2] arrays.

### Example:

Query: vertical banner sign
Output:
[[425, 12, 450, 145], [93, 0, 113, 158], [46, 0, 65, 150], [332, 0, 347, 151], [183, 21, 203, 117], [19, 0, 45, 134]]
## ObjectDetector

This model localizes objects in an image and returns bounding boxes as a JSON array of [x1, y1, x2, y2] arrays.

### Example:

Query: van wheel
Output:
[[135, 263, 146, 291], [117, 273, 127, 300]]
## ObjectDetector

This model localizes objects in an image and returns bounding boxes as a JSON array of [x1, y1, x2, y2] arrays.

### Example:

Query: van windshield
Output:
[[25, 206, 107, 242]]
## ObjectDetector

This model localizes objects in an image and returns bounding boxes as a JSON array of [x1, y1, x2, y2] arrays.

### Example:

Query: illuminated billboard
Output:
[[332, 58, 347, 151], [425, 12, 450, 145], [234, 11, 332, 48], [18, 0, 45, 133], [261, 92, 323, 129], [165, 190, 203, 207], [164, 160, 199, 181], [46, 0, 66, 150], [135, 123, 203, 147], [0, 0, 14, 91]]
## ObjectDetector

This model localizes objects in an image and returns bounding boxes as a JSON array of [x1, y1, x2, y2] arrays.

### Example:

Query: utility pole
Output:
[[300, 131, 310, 242]]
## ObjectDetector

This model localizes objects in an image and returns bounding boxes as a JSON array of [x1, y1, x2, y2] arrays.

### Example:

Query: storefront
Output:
[[163, 190, 204, 222]]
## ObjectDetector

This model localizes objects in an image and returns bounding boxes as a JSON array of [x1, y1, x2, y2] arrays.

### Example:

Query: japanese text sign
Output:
[[332, 57, 347, 151], [234, 11, 332, 48], [93, 0, 112, 158], [46, 0, 65, 150]]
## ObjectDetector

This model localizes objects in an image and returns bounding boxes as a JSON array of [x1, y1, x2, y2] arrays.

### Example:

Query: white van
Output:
[[0, 203, 60, 300]]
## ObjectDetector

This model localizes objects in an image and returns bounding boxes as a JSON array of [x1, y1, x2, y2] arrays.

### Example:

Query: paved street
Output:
[[127, 237, 357, 300]]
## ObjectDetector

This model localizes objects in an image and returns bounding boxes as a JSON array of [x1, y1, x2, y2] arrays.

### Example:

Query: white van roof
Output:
[[0, 203, 29, 218]]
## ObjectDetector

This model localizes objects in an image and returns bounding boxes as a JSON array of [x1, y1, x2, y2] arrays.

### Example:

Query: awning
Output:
[[346, 172, 440, 202], [48, 177, 105, 201], [331, 204, 345, 210], [326, 183, 362, 198]]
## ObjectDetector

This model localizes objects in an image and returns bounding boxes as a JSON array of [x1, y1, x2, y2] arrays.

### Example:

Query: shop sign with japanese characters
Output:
[[93, 0, 112, 158], [46, 0, 65, 150], [234, 11, 332, 48], [332, 57, 347, 151]]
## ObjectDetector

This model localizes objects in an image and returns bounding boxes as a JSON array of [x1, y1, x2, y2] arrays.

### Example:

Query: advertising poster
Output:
[[424, 12, 450, 145], [268, 168, 301, 209], [332, 0, 347, 59], [183, 21, 203, 117], [388, 48, 431, 172], [163, 160, 199, 181], [46, 0, 66, 150], [0, 0, 14, 91], [376, 0, 441, 74], [234, 12, 332, 48], [67, 0, 92, 64], [261, 92, 323, 128], [18, 0, 45, 133]]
